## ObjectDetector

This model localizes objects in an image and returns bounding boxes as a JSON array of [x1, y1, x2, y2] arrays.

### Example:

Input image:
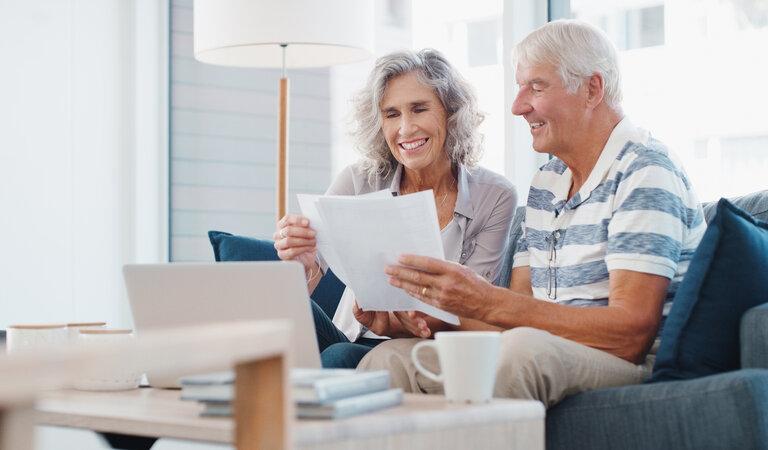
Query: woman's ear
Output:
[[586, 73, 605, 109]]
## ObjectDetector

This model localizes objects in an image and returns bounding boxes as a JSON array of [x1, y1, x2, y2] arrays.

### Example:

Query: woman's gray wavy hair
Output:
[[350, 49, 484, 182]]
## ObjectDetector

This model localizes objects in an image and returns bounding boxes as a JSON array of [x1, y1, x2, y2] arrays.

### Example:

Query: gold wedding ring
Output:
[[421, 286, 428, 296]]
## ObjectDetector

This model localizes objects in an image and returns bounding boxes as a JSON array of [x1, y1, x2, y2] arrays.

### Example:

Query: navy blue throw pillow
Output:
[[207, 230, 345, 318], [650, 199, 768, 382], [208, 230, 279, 262]]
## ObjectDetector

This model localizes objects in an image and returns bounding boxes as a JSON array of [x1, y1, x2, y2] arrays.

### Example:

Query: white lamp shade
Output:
[[194, 0, 375, 68]]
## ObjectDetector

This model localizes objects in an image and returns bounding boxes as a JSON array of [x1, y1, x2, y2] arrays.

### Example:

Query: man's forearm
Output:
[[481, 287, 658, 363], [457, 317, 503, 332]]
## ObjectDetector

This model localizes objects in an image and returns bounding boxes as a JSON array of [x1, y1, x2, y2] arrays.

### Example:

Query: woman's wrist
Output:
[[305, 261, 321, 284]]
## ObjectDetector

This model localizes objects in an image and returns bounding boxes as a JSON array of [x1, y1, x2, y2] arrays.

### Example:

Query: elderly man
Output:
[[356, 19, 706, 408]]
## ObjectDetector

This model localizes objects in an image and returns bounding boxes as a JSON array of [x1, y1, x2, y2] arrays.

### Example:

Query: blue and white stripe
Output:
[[513, 118, 705, 313]]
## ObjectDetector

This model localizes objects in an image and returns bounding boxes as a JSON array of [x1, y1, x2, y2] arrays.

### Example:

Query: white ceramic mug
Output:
[[411, 331, 501, 403], [73, 329, 142, 391], [6, 324, 69, 354]]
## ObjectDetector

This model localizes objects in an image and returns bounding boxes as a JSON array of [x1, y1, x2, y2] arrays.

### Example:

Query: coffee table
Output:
[[36, 388, 544, 450], [3, 320, 292, 450]]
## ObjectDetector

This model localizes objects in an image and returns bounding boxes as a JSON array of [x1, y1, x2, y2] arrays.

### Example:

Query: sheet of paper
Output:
[[317, 190, 460, 325], [297, 194, 349, 285], [297, 190, 391, 287]]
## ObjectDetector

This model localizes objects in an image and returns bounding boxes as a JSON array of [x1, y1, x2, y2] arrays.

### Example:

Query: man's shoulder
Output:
[[612, 137, 691, 187], [615, 137, 678, 170]]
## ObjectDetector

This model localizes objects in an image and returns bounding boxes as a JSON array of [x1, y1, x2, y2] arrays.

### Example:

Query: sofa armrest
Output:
[[741, 303, 768, 369], [495, 206, 526, 288]]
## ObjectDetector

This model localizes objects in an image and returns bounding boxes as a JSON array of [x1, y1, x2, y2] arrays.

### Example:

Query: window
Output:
[[411, 0, 506, 175], [466, 19, 502, 67], [552, 0, 768, 201], [331, 0, 520, 180]]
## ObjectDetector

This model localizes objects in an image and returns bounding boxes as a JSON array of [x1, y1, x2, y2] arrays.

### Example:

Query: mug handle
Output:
[[411, 340, 442, 383]]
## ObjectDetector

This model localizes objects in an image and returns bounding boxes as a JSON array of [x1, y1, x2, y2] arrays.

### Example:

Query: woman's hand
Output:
[[353, 302, 440, 339], [353, 301, 397, 337], [393, 311, 433, 338], [273, 214, 318, 277]]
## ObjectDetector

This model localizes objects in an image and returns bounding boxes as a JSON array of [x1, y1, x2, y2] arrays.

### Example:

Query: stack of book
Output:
[[179, 368, 402, 419]]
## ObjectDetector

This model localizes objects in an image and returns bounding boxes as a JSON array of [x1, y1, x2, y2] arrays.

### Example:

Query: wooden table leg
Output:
[[234, 356, 289, 450], [0, 403, 35, 450]]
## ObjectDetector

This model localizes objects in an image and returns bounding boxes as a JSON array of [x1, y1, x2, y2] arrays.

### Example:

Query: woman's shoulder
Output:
[[463, 165, 516, 197], [327, 161, 391, 195], [338, 161, 369, 183]]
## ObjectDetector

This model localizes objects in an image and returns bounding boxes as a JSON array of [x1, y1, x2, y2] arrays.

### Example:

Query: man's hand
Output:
[[385, 255, 496, 322]]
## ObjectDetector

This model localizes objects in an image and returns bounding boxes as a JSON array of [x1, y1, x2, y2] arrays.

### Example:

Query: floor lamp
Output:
[[193, 0, 374, 222]]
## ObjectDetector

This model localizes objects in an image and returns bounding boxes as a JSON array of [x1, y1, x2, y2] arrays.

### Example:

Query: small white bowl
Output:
[[72, 329, 142, 391]]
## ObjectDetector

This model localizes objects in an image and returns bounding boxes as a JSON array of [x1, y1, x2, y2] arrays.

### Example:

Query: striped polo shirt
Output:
[[513, 117, 706, 313]]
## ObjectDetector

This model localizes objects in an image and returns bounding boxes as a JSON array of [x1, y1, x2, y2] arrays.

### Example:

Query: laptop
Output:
[[123, 262, 321, 387]]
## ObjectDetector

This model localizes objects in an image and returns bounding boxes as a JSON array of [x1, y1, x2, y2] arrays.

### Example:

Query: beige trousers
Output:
[[357, 327, 655, 408]]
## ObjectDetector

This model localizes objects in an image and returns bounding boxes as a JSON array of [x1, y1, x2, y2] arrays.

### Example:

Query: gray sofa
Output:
[[496, 190, 768, 450], [209, 190, 768, 449]]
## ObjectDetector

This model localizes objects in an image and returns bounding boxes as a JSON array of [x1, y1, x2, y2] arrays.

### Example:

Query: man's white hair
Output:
[[514, 19, 623, 112]]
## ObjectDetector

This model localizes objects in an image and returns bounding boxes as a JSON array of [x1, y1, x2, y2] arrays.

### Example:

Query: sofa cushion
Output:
[[207, 231, 346, 318], [702, 190, 768, 224], [650, 199, 768, 382], [742, 303, 768, 369], [547, 369, 768, 450], [496, 205, 526, 288]]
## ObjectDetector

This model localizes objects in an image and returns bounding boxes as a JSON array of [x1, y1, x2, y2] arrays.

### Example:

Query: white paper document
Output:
[[299, 190, 460, 325], [297, 190, 392, 287]]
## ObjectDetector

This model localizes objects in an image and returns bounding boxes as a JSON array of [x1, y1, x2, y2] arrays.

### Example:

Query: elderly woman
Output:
[[274, 49, 517, 368]]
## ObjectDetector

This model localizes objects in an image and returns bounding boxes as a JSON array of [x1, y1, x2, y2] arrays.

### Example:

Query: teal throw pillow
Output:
[[650, 199, 768, 382]]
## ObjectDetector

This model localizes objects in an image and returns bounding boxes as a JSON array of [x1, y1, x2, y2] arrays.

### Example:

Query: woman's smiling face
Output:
[[380, 72, 449, 172]]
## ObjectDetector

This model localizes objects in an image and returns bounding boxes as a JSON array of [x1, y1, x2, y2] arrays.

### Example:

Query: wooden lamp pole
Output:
[[276, 44, 289, 222]]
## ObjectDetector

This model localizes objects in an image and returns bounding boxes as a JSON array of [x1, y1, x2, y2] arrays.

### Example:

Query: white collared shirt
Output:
[[513, 117, 706, 312]]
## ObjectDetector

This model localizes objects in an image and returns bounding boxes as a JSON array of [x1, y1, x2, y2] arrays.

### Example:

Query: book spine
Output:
[[315, 374, 389, 402], [180, 385, 234, 402], [333, 388, 403, 419], [298, 388, 403, 419]]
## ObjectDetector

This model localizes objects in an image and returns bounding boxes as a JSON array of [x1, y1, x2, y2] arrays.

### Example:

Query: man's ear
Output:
[[586, 73, 605, 109]]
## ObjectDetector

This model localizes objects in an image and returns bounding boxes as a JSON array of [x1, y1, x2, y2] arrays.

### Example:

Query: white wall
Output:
[[0, 0, 168, 329]]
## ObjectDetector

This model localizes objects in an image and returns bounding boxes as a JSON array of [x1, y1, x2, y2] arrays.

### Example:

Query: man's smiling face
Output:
[[512, 63, 588, 156]]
